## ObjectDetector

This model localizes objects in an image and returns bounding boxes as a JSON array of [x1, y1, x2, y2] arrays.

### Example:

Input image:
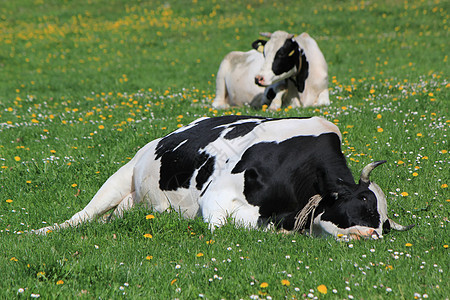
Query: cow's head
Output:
[[252, 31, 301, 87], [313, 161, 414, 240]]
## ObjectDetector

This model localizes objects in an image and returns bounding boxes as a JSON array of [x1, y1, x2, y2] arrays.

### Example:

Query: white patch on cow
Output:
[[172, 139, 188, 152], [198, 172, 260, 230]]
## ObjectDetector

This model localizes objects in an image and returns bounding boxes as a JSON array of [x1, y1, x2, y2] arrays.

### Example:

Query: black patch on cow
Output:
[[252, 39, 267, 55], [294, 50, 309, 93], [320, 181, 381, 229], [382, 219, 391, 234], [200, 181, 212, 197], [231, 133, 354, 230], [272, 39, 300, 76], [265, 87, 276, 101], [224, 122, 259, 140], [155, 115, 266, 191], [196, 155, 215, 190]]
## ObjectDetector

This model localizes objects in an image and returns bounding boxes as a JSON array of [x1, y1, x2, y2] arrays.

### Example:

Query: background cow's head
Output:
[[252, 31, 301, 87], [313, 161, 414, 240]]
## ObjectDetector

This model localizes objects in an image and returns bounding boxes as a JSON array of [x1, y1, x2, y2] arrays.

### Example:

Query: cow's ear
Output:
[[252, 39, 267, 53]]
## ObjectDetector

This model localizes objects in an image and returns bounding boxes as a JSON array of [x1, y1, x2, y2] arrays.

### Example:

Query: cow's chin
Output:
[[258, 69, 297, 86], [312, 214, 382, 241]]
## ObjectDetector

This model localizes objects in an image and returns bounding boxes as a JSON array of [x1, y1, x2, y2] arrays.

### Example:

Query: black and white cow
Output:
[[213, 31, 330, 110], [34, 116, 412, 239]]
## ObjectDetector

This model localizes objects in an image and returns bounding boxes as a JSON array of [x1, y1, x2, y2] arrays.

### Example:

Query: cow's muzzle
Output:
[[255, 75, 266, 87]]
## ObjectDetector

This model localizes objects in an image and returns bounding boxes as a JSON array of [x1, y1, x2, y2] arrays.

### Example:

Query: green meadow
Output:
[[0, 0, 448, 298]]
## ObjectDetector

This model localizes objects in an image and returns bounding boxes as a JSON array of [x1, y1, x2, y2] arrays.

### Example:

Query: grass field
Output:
[[1, 0, 448, 298]]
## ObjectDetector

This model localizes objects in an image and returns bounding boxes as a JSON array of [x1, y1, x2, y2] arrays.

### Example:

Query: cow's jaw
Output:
[[312, 213, 383, 240]]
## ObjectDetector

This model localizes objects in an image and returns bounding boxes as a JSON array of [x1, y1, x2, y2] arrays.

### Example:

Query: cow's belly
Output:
[[132, 141, 201, 218]]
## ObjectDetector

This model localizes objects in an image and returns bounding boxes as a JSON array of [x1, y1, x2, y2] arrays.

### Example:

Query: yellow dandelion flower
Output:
[[14, 156, 21, 162], [376, 114, 382, 119], [98, 125, 105, 129], [170, 279, 177, 285], [71, 184, 77, 187], [196, 253, 204, 257], [441, 184, 448, 188], [260, 282, 269, 288], [397, 160, 404, 165], [405, 243, 413, 247], [386, 265, 394, 270], [412, 172, 418, 177], [145, 214, 155, 220], [377, 127, 384, 133], [281, 279, 290, 286], [444, 245, 448, 249], [143, 233, 153, 238], [6, 199, 13, 203], [317, 284, 328, 294], [417, 133, 423, 137], [146, 255, 153, 260], [401, 192, 409, 197], [441, 150, 448, 154], [206, 239, 215, 245], [56, 280, 64, 285], [10, 257, 18, 261]]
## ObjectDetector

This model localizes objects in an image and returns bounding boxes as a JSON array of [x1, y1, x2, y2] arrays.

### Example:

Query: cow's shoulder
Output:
[[155, 116, 268, 191]]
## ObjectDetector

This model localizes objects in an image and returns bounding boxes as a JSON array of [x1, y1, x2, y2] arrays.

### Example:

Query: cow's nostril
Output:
[[255, 75, 264, 86]]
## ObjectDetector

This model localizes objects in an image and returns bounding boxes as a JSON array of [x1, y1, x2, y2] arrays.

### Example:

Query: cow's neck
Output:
[[290, 48, 308, 93]]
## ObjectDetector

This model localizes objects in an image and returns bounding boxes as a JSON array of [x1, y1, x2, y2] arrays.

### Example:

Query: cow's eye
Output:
[[362, 197, 367, 201]]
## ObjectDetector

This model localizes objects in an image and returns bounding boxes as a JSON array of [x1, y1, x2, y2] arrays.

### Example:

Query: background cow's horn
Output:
[[389, 219, 415, 231], [360, 160, 386, 183], [259, 32, 272, 38]]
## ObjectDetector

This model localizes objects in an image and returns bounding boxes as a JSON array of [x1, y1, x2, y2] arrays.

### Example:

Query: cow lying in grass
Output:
[[34, 116, 412, 239], [213, 31, 330, 110]]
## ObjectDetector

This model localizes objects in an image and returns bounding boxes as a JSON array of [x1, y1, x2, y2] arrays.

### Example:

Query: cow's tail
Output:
[[33, 158, 137, 235]]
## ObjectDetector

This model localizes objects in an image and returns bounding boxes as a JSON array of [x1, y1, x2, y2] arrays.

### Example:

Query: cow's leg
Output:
[[33, 157, 137, 234], [111, 191, 136, 218], [268, 92, 283, 110], [315, 88, 330, 106], [199, 177, 260, 230]]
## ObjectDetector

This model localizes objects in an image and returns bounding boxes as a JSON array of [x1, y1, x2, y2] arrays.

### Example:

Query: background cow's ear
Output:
[[252, 40, 267, 53]]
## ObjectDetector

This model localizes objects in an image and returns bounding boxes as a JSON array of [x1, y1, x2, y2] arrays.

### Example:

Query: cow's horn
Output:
[[360, 160, 386, 183], [389, 219, 415, 231], [259, 32, 272, 38]]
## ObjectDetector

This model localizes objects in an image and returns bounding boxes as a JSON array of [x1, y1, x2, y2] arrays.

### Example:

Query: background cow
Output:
[[34, 116, 412, 240], [213, 31, 330, 110]]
